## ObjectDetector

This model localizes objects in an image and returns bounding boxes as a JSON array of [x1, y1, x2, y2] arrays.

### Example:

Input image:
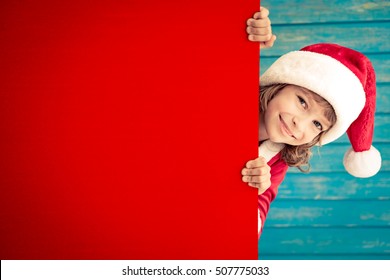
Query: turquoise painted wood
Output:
[[335, 115, 390, 143], [259, 0, 390, 260], [264, 0, 390, 24], [260, 254, 390, 260], [259, 228, 390, 255], [277, 172, 390, 200], [375, 85, 390, 113], [267, 200, 390, 226], [263, 22, 390, 56]]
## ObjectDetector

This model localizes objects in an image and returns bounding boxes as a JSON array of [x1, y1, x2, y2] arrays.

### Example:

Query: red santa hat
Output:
[[260, 43, 381, 178]]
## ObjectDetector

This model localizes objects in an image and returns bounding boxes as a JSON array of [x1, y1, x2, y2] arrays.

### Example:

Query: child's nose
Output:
[[292, 116, 302, 129], [292, 116, 305, 137], [293, 115, 311, 128]]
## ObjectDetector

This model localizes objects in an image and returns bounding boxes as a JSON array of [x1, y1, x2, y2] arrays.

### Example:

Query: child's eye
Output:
[[313, 120, 323, 131], [298, 96, 307, 108]]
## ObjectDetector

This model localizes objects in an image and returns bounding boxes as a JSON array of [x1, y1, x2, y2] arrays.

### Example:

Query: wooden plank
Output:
[[366, 55, 390, 84], [259, 254, 390, 260], [260, 22, 390, 56], [277, 172, 390, 200], [262, 0, 390, 24], [266, 200, 390, 227], [259, 228, 390, 255], [376, 84, 390, 113], [333, 115, 390, 143], [287, 143, 390, 173], [257, 0, 390, 262], [261, 54, 390, 83]]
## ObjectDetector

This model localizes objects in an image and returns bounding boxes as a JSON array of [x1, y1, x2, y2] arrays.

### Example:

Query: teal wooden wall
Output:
[[259, 0, 390, 259]]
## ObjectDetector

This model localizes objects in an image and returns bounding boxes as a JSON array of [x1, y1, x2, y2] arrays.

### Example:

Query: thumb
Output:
[[260, 35, 277, 49], [258, 185, 269, 195]]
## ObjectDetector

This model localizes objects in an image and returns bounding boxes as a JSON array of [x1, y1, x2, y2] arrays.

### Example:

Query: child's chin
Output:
[[270, 136, 301, 146], [268, 134, 289, 144], [268, 137, 286, 145]]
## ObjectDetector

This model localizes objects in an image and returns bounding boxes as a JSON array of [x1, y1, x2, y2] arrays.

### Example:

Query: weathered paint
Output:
[[260, 228, 390, 255], [264, 0, 390, 24], [259, 0, 390, 260], [262, 23, 390, 56], [277, 172, 390, 199], [267, 200, 390, 226]]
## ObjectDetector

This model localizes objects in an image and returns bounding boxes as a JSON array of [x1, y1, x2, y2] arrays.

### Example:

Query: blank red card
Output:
[[0, 0, 259, 259]]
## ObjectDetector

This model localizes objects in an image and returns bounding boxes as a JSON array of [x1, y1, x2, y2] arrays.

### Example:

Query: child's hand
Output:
[[246, 7, 276, 49], [241, 157, 271, 195]]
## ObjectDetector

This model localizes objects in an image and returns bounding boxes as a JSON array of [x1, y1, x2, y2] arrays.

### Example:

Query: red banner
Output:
[[0, 0, 259, 259]]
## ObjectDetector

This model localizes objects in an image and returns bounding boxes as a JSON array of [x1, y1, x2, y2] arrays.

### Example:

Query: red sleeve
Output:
[[258, 153, 288, 237]]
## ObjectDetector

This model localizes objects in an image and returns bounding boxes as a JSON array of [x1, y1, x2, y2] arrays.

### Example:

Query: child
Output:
[[244, 7, 382, 237]]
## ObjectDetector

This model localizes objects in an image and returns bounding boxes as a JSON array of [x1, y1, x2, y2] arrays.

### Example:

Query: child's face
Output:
[[263, 85, 332, 146]]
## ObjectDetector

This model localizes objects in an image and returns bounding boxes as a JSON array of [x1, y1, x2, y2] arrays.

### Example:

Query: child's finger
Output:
[[247, 177, 271, 192], [242, 175, 260, 183], [246, 26, 271, 36], [247, 17, 270, 28], [243, 174, 270, 184], [252, 179, 270, 187], [242, 167, 269, 176], [245, 157, 267, 168], [260, 35, 277, 49], [242, 168, 259, 176], [253, 7, 269, 19], [258, 184, 270, 195], [248, 34, 273, 42]]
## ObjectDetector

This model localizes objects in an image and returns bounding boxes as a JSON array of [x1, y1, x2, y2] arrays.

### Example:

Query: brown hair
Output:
[[260, 83, 337, 172]]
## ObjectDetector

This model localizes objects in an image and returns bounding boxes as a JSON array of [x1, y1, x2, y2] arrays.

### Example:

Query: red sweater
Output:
[[258, 152, 289, 238]]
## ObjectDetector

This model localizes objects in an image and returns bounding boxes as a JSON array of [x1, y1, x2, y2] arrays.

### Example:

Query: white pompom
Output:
[[343, 146, 382, 178]]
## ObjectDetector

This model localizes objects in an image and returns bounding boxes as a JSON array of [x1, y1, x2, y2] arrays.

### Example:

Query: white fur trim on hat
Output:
[[258, 140, 284, 162], [261, 51, 366, 145], [258, 140, 285, 195], [343, 145, 381, 177]]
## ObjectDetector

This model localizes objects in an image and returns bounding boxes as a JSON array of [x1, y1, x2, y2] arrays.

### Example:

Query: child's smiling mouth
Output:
[[279, 115, 296, 139]]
